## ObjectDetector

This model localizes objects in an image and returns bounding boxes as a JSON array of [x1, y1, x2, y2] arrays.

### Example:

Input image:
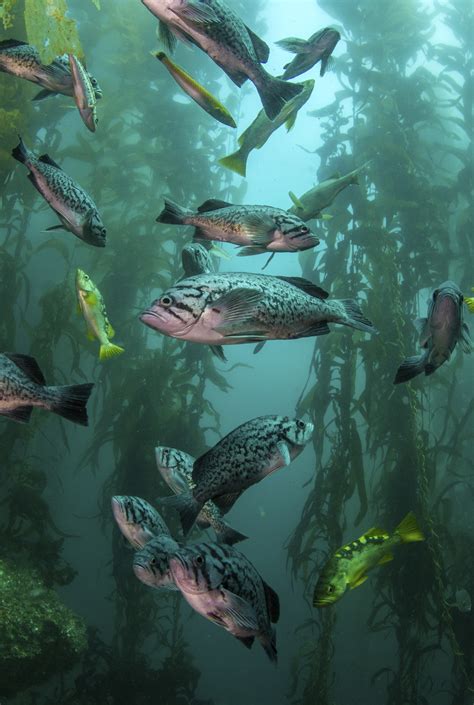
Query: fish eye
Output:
[[101, 227, 106, 236], [300, 226, 309, 233], [160, 295, 174, 307], [195, 554, 204, 566], [296, 420, 306, 429], [150, 557, 156, 566], [327, 585, 334, 593]]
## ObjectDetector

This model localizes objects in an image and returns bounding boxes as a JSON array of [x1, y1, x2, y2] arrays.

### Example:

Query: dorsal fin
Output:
[[197, 199, 233, 213], [38, 153, 62, 170], [244, 25, 270, 63], [276, 276, 329, 299], [364, 526, 388, 539], [5, 353, 46, 385], [262, 580, 280, 623], [0, 39, 29, 50]]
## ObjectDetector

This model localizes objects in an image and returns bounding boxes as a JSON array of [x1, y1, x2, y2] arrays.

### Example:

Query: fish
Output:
[[111, 495, 171, 550], [313, 512, 425, 607], [287, 163, 370, 222], [181, 243, 215, 277], [160, 415, 313, 534], [156, 198, 319, 257], [465, 288, 474, 313], [141, 0, 303, 120], [0, 352, 93, 426], [155, 446, 247, 545], [219, 79, 315, 178], [153, 51, 236, 128], [394, 280, 472, 384], [0, 40, 102, 101], [276, 27, 341, 80], [68, 54, 98, 132], [133, 535, 181, 590], [139, 271, 377, 348], [169, 542, 279, 661], [12, 137, 106, 248], [75, 269, 125, 361]]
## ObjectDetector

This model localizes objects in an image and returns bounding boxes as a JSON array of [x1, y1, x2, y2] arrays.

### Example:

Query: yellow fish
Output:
[[75, 269, 124, 361], [313, 511, 425, 607]]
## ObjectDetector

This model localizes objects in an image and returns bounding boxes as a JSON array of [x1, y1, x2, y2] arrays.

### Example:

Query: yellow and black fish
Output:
[[313, 511, 425, 607], [75, 269, 124, 361]]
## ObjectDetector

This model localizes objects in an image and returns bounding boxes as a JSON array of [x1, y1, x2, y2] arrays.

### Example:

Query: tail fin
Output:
[[260, 627, 278, 664], [11, 136, 30, 165], [339, 299, 377, 334], [394, 353, 427, 384], [218, 150, 247, 177], [156, 199, 192, 225], [216, 523, 248, 546], [99, 343, 125, 361], [157, 493, 202, 536], [49, 383, 94, 426], [256, 73, 303, 121], [395, 511, 425, 543]]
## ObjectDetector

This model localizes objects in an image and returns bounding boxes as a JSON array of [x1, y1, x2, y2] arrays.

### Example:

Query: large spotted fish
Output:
[[169, 542, 280, 661]]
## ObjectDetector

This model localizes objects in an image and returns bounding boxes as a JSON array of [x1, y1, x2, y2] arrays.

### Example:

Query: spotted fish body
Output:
[[218, 79, 315, 178], [277, 27, 341, 80], [141, 0, 303, 120], [75, 269, 124, 360], [155, 446, 247, 545], [140, 271, 377, 346], [0, 352, 93, 426], [169, 542, 279, 661], [68, 54, 98, 132], [181, 243, 214, 277], [163, 415, 313, 535], [158, 198, 318, 257], [133, 535, 181, 590], [111, 495, 171, 550], [313, 512, 425, 607], [288, 163, 369, 221], [394, 280, 472, 384], [12, 138, 106, 247], [0, 40, 101, 101]]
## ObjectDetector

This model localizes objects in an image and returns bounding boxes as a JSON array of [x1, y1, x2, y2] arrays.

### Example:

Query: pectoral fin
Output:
[[349, 574, 368, 589], [172, 1, 219, 25], [277, 441, 291, 466], [158, 20, 177, 53], [289, 191, 304, 209], [378, 553, 394, 565], [413, 317, 430, 346], [285, 111, 298, 132], [208, 288, 264, 336], [220, 589, 260, 631]]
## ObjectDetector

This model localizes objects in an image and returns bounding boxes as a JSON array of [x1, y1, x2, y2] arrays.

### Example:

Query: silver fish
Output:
[[0, 39, 102, 101], [12, 137, 106, 247], [68, 54, 98, 132], [288, 163, 370, 221], [157, 198, 319, 257], [276, 27, 341, 80], [111, 495, 171, 549], [0, 352, 93, 426], [181, 243, 214, 277], [133, 535, 181, 590], [161, 415, 313, 534], [140, 272, 377, 347], [141, 0, 303, 120], [155, 446, 247, 545], [219, 79, 315, 178], [394, 280, 472, 384], [169, 542, 279, 661]]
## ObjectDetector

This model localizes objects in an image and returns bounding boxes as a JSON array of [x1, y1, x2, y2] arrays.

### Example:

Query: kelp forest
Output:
[[0, 0, 472, 704]]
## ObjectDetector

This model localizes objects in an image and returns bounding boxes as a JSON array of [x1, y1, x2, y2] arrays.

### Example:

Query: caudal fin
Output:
[[394, 353, 427, 384], [216, 524, 248, 546], [157, 493, 202, 536], [395, 511, 425, 543], [99, 342, 125, 361], [340, 299, 378, 334], [11, 136, 30, 165], [49, 383, 94, 426], [260, 627, 278, 664], [218, 150, 247, 177], [156, 199, 192, 225], [256, 73, 303, 121]]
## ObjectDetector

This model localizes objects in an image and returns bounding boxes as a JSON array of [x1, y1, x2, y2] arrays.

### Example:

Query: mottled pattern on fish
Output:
[[141, 271, 375, 346], [12, 139, 106, 247], [191, 415, 313, 504], [288, 165, 365, 221], [181, 243, 214, 276], [0, 354, 59, 411], [155, 446, 245, 543], [112, 495, 171, 550], [169, 542, 277, 660], [133, 534, 180, 590]]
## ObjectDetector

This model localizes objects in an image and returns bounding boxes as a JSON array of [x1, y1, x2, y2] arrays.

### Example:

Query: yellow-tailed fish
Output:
[[75, 269, 124, 361], [313, 511, 425, 607], [154, 52, 236, 129], [465, 288, 474, 313]]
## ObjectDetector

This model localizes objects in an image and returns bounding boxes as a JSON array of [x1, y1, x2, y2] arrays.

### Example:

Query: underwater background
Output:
[[0, 0, 472, 703]]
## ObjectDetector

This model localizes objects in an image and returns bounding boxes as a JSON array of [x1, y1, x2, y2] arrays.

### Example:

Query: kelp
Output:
[[24, 0, 83, 63]]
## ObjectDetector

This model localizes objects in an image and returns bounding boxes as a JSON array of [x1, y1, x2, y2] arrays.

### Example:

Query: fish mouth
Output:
[[140, 309, 166, 328], [313, 596, 334, 607]]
